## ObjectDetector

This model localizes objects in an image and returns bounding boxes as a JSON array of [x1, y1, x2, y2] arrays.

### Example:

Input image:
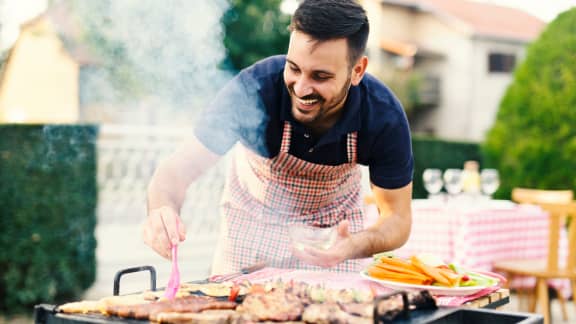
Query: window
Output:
[[488, 53, 516, 73]]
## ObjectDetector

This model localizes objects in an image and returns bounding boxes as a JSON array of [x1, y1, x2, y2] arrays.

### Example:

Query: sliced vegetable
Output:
[[229, 284, 240, 301], [365, 254, 498, 288]]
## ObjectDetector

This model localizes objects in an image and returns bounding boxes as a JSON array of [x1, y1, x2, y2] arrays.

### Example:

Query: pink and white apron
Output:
[[211, 121, 365, 274]]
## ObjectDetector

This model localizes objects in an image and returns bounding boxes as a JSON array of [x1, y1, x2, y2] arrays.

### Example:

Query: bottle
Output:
[[462, 160, 481, 195]]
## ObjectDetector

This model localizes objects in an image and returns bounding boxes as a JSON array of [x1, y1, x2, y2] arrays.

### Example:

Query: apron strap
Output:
[[280, 121, 292, 153], [347, 131, 358, 163], [280, 121, 358, 163]]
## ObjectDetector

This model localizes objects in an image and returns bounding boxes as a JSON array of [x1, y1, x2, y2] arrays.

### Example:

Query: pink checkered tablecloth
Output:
[[387, 198, 570, 297]]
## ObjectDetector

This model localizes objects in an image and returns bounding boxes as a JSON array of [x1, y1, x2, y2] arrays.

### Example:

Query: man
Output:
[[143, 0, 413, 274]]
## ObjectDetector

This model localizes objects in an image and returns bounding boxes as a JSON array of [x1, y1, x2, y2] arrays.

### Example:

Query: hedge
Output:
[[412, 136, 483, 199], [0, 125, 98, 314]]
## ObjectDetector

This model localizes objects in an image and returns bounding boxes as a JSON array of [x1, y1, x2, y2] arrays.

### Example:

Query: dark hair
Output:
[[289, 0, 369, 67]]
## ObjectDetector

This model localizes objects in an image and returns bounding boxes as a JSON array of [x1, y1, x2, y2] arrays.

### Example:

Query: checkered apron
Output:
[[211, 121, 364, 274]]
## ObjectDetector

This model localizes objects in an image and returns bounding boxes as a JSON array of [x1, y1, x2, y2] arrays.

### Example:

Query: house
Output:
[[361, 0, 545, 141], [0, 5, 202, 126], [0, 7, 98, 124]]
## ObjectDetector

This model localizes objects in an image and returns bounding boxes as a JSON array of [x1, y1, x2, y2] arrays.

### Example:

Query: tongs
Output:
[[164, 225, 180, 300], [208, 261, 267, 283]]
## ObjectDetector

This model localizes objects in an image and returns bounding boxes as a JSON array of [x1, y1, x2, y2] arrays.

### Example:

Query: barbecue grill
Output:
[[34, 266, 542, 324]]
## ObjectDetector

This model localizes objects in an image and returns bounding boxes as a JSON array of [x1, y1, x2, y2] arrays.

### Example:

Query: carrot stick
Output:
[[410, 256, 453, 286], [378, 256, 414, 268], [368, 265, 433, 283], [437, 268, 462, 286], [371, 263, 431, 281], [378, 256, 428, 274], [367, 266, 432, 285]]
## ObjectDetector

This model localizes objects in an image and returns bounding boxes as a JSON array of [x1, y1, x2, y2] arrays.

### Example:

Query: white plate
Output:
[[360, 271, 494, 296]]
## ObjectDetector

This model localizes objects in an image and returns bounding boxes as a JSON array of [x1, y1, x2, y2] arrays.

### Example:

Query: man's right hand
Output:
[[142, 206, 187, 259]]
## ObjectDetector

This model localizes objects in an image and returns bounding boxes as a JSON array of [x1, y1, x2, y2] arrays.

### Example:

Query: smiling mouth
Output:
[[297, 97, 319, 106]]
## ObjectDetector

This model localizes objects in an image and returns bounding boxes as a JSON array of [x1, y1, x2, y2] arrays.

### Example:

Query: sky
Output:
[[0, 0, 47, 50], [1, 0, 575, 51]]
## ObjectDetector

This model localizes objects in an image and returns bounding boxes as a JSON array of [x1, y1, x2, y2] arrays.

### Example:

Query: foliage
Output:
[[222, 0, 291, 70], [412, 136, 482, 199], [384, 71, 424, 118], [482, 8, 576, 199], [0, 125, 97, 314]]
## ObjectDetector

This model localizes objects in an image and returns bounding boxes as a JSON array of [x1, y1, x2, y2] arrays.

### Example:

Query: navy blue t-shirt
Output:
[[195, 55, 413, 189]]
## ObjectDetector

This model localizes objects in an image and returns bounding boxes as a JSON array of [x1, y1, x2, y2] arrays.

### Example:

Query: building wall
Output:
[[412, 14, 475, 140], [364, 1, 418, 77], [0, 18, 79, 123], [466, 37, 525, 141], [362, 0, 531, 142]]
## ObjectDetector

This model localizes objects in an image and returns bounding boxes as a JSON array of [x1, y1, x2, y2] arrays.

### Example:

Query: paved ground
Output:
[[504, 291, 575, 324]]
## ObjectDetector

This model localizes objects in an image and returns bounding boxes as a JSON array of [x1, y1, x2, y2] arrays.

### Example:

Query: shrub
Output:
[[412, 136, 482, 198], [0, 125, 97, 314], [482, 8, 576, 199]]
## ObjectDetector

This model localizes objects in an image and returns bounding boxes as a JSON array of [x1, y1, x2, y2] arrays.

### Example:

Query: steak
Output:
[[106, 295, 237, 320]]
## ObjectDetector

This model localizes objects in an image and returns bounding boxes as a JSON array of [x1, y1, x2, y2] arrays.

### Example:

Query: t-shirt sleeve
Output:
[[193, 73, 267, 156], [193, 75, 244, 155], [368, 110, 414, 189]]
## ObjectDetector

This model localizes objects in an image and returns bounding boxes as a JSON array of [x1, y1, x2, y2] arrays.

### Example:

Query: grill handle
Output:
[[113, 265, 157, 296]]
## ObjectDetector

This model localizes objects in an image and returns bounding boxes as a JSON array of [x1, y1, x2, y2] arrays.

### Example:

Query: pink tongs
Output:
[[164, 227, 180, 300]]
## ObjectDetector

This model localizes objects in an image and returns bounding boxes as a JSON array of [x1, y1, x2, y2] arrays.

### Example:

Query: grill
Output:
[[34, 266, 541, 324]]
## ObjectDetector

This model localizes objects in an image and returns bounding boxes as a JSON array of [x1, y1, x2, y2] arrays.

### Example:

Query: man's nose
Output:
[[292, 77, 313, 97]]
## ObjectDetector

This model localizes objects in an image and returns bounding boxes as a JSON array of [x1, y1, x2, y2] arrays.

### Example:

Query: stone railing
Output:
[[94, 125, 228, 288], [97, 124, 228, 226]]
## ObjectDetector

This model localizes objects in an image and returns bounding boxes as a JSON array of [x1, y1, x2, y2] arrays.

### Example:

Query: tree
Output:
[[222, 0, 291, 70], [56, 0, 231, 108], [482, 8, 576, 198]]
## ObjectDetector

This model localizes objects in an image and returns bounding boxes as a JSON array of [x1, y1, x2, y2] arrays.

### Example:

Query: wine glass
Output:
[[422, 168, 443, 197], [443, 169, 463, 196], [480, 169, 500, 197]]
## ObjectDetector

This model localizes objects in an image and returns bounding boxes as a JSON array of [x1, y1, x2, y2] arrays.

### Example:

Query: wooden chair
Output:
[[493, 188, 576, 324]]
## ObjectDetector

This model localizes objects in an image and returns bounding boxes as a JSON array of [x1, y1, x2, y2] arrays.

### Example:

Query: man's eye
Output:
[[313, 74, 330, 81], [289, 66, 300, 73]]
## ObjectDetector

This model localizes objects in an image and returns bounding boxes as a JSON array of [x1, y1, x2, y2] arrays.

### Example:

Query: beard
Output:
[[288, 77, 351, 126]]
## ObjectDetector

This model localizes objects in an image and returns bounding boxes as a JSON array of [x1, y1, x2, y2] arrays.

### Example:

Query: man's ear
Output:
[[351, 56, 368, 86]]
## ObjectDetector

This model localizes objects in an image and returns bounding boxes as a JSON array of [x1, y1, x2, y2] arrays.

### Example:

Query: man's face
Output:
[[284, 31, 354, 127]]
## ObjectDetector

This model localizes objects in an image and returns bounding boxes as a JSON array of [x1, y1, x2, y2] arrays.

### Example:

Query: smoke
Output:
[[54, 0, 232, 125], [41, 125, 96, 168]]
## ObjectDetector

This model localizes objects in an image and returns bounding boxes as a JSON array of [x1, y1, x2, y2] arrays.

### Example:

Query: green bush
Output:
[[0, 125, 98, 314], [482, 8, 576, 199], [412, 136, 482, 198]]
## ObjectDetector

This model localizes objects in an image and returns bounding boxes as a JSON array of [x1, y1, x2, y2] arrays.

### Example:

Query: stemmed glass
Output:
[[443, 169, 463, 196], [422, 168, 443, 198], [480, 169, 500, 197]]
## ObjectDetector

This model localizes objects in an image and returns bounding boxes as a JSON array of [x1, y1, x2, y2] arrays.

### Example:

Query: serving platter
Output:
[[360, 271, 497, 297]]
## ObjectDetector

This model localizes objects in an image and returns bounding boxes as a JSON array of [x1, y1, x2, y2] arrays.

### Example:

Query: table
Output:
[[382, 198, 570, 296], [234, 267, 509, 308]]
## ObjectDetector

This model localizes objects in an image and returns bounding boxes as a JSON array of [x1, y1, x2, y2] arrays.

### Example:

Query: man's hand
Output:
[[291, 220, 357, 267], [142, 206, 187, 259], [291, 179, 412, 266], [143, 136, 220, 259]]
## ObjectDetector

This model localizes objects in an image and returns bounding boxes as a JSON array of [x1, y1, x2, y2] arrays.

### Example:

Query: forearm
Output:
[[348, 182, 413, 259], [347, 212, 411, 259], [147, 159, 189, 212], [147, 137, 221, 212]]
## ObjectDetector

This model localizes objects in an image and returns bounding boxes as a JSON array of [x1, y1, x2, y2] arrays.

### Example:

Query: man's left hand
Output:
[[290, 220, 357, 267]]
